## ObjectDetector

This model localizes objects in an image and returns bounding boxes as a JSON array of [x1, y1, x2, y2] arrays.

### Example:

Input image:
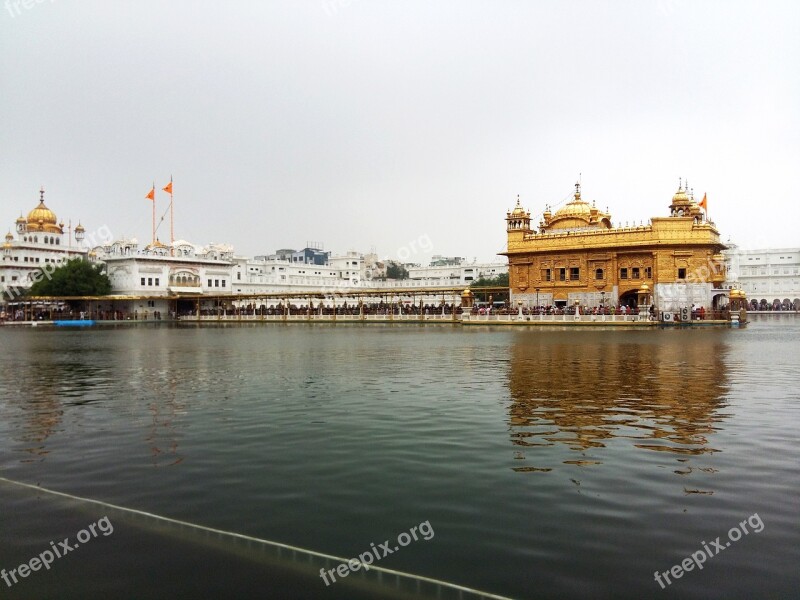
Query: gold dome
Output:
[[25, 188, 63, 234], [670, 179, 692, 209], [4, 231, 13, 242], [553, 199, 592, 219], [548, 183, 593, 229], [671, 188, 690, 204], [146, 239, 169, 250], [508, 197, 530, 218]]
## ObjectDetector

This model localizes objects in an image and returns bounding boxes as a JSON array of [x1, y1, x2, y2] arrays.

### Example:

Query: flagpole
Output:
[[169, 175, 174, 256], [152, 182, 156, 246]]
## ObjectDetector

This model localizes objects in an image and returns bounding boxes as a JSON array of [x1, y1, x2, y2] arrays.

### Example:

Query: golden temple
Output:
[[502, 181, 730, 312]]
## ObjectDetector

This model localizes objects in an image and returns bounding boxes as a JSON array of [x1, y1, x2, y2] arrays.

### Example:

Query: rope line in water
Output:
[[0, 476, 514, 600]]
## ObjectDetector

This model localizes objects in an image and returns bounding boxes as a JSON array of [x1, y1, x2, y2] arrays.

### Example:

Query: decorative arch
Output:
[[618, 289, 639, 308]]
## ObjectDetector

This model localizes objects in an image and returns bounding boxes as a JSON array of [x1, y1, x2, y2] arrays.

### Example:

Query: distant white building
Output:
[[3, 192, 509, 316], [1, 188, 89, 302], [327, 251, 366, 284], [407, 260, 507, 285], [724, 244, 800, 310], [231, 255, 351, 295]]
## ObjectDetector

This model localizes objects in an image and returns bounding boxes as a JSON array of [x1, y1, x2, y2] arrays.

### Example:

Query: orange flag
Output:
[[145, 187, 155, 201], [698, 193, 707, 211], [163, 181, 173, 194]]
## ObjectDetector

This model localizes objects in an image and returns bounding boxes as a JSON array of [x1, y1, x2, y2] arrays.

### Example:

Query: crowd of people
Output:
[[193, 302, 462, 317], [6, 298, 793, 324]]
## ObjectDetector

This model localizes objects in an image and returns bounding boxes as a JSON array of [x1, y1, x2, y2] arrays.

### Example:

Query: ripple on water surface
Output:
[[1, 321, 799, 599]]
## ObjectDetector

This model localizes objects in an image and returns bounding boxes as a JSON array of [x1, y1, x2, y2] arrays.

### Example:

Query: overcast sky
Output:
[[2, 0, 798, 263]]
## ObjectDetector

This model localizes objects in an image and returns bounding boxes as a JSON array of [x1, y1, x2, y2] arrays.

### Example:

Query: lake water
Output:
[[1, 317, 798, 599]]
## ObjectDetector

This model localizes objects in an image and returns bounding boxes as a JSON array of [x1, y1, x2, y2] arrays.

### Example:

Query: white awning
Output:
[[168, 286, 204, 294]]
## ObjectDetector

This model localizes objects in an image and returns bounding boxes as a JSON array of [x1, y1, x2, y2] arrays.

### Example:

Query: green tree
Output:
[[28, 259, 112, 296], [469, 272, 509, 288], [470, 272, 509, 304], [386, 261, 409, 280]]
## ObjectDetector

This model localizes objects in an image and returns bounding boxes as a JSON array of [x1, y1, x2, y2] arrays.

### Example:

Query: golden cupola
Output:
[[669, 179, 693, 216], [668, 179, 706, 220], [506, 196, 531, 232], [25, 188, 63, 234], [545, 182, 611, 231]]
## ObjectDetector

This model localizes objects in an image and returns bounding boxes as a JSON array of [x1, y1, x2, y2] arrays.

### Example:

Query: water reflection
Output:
[[0, 332, 187, 467], [122, 340, 187, 468], [507, 331, 731, 477]]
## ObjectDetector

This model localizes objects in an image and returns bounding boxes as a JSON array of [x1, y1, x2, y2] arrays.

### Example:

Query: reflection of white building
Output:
[[724, 245, 800, 310], [1, 189, 88, 301]]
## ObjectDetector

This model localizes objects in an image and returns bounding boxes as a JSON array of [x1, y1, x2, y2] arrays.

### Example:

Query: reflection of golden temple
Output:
[[506, 331, 730, 473]]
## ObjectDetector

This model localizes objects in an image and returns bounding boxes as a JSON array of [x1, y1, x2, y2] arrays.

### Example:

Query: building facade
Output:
[[1, 189, 89, 301], [407, 260, 507, 285], [724, 245, 800, 310], [502, 183, 730, 312]]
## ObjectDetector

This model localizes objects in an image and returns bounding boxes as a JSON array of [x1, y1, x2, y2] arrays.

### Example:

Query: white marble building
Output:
[[724, 245, 800, 310], [1, 189, 89, 301], [407, 260, 507, 285]]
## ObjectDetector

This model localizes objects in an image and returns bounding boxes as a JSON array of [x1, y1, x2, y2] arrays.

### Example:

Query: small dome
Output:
[[75, 223, 85, 233], [5, 231, 13, 242], [146, 239, 168, 250], [508, 198, 529, 218], [672, 188, 690, 204], [510, 204, 527, 217], [670, 180, 692, 208]]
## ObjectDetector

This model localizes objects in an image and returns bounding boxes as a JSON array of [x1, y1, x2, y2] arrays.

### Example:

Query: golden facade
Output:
[[502, 182, 729, 311]]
